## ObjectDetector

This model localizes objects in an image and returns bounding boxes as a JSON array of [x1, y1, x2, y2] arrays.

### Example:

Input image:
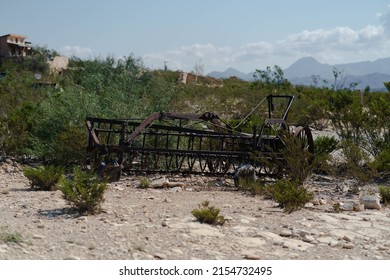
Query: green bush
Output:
[[372, 148, 390, 175], [138, 177, 151, 188], [50, 125, 87, 166], [266, 179, 314, 213], [59, 167, 107, 214], [339, 140, 375, 183], [314, 135, 339, 157], [191, 201, 225, 225], [313, 135, 339, 174], [379, 186, 390, 206], [282, 130, 314, 183], [236, 178, 265, 196], [23, 165, 64, 191]]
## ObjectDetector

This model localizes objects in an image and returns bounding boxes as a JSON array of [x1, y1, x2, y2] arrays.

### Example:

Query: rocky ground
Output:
[[1, 158, 390, 260]]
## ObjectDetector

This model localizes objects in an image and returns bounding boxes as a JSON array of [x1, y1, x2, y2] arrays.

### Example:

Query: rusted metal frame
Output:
[[86, 116, 143, 124], [103, 145, 250, 157], [294, 126, 315, 155], [95, 144, 247, 175], [86, 119, 101, 147], [125, 111, 223, 144], [129, 153, 246, 175], [85, 94, 309, 178], [87, 117, 245, 142], [267, 94, 295, 120], [140, 130, 251, 142], [106, 122, 113, 145]]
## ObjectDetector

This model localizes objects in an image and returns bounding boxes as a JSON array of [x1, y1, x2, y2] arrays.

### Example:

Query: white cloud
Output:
[[168, 43, 217, 57], [283, 25, 384, 47], [60, 45, 94, 59], [142, 21, 390, 73]]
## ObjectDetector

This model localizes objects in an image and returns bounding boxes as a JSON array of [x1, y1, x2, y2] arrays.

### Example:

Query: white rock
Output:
[[244, 254, 261, 260], [302, 235, 316, 243], [279, 229, 293, 237], [151, 177, 169, 188], [359, 195, 382, 210], [338, 202, 354, 211], [342, 243, 355, 249]]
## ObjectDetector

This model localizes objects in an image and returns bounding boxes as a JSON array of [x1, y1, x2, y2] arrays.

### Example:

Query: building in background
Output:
[[0, 34, 32, 57]]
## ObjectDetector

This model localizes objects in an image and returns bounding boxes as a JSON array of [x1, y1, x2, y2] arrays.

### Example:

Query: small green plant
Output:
[[0, 231, 23, 244], [59, 167, 107, 214], [237, 178, 265, 196], [23, 165, 64, 191], [191, 200, 225, 226], [266, 179, 314, 213], [379, 185, 390, 206], [138, 177, 151, 188]]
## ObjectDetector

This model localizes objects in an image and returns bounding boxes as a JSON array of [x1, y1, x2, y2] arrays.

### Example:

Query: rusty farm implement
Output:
[[85, 94, 314, 181]]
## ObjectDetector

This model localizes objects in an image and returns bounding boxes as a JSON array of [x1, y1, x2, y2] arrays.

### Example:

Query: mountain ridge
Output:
[[207, 57, 390, 91]]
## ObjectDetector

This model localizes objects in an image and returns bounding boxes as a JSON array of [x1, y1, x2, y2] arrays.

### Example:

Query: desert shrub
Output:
[[314, 135, 339, 157], [277, 129, 314, 183], [313, 135, 339, 174], [250, 127, 314, 191], [236, 179, 265, 196], [266, 179, 314, 213], [0, 101, 37, 155], [338, 140, 375, 183], [138, 177, 151, 188], [372, 148, 390, 176], [379, 186, 390, 206], [59, 167, 107, 214], [289, 87, 330, 127], [23, 165, 64, 191], [50, 125, 87, 167], [191, 200, 225, 225], [328, 90, 390, 178]]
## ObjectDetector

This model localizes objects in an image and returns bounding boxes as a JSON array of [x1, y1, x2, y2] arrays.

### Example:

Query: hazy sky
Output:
[[2, 0, 390, 73]]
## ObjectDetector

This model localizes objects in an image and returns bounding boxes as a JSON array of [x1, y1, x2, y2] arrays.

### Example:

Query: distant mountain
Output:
[[284, 57, 390, 91], [207, 67, 253, 81], [207, 57, 390, 91], [284, 57, 333, 79]]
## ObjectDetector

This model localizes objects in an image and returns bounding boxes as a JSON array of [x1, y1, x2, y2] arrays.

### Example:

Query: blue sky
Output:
[[2, 0, 390, 73]]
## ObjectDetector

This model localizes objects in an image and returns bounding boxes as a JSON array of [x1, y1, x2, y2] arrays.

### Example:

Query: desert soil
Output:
[[1, 159, 390, 260]]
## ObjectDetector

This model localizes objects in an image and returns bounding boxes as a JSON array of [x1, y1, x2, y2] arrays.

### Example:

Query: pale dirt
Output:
[[1, 160, 390, 260]]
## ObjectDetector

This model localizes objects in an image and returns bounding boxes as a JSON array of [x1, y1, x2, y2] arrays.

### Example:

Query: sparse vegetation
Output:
[[266, 179, 314, 213], [23, 165, 64, 191], [191, 200, 225, 225], [379, 186, 390, 206], [236, 179, 265, 196], [1, 48, 390, 212], [313, 135, 339, 174], [0, 229, 23, 244], [59, 167, 107, 214], [338, 140, 376, 184], [138, 177, 151, 188]]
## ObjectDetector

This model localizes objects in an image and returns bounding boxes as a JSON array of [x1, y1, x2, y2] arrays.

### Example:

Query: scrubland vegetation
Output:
[[1, 49, 389, 213]]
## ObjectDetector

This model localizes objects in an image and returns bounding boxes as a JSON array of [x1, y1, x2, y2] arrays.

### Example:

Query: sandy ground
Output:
[[1, 159, 390, 260]]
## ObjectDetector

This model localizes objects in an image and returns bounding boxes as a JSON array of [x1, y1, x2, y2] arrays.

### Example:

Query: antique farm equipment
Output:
[[85, 94, 314, 181]]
